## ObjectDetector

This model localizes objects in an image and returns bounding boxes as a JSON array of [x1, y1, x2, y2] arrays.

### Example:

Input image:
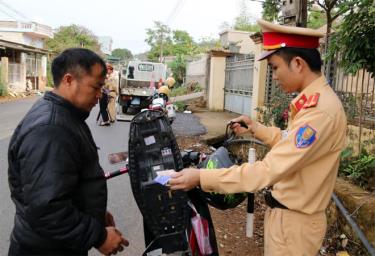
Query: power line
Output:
[[165, 0, 186, 25], [0, 0, 31, 22], [0, 8, 19, 20]]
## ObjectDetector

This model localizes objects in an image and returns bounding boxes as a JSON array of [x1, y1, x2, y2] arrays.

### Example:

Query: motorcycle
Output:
[[104, 111, 266, 256]]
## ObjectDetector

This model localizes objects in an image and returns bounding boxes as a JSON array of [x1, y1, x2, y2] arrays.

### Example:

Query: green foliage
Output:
[[193, 84, 203, 93], [327, 0, 374, 75], [234, 0, 260, 32], [171, 30, 201, 56], [111, 48, 133, 61], [145, 21, 172, 61], [46, 24, 101, 54], [256, 86, 290, 129], [170, 86, 187, 97], [339, 92, 357, 122], [0, 67, 7, 96], [234, 21, 260, 32], [145, 21, 204, 61], [262, 0, 281, 22], [339, 147, 375, 189], [173, 101, 186, 112], [307, 10, 326, 29], [168, 54, 186, 86], [197, 37, 221, 52]]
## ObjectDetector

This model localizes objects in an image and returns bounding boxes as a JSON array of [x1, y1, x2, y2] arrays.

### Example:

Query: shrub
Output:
[[170, 86, 187, 97], [173, 101, 186, 112], [339, 147, 375, 190], [256, 86, 290, 129]]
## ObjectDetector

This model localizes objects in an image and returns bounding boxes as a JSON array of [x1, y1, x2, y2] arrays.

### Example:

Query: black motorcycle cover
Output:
[[128, 110, 190, 254]]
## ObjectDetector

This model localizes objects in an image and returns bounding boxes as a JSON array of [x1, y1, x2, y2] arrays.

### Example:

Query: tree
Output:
[[145, 22, 204, 61], [307, 7, 326, 29], [262, 0, 281, 22], [111, 48, 133, 61], [314, 0, 357, 35], [168, 54, 186, 86], [46, 24, 101, 54], [328, 0, 375, 75], [234, 0, 260, 32], [145, 21, 172, 61], [171, 30, 200, 56], [197, 37, 221, 52]]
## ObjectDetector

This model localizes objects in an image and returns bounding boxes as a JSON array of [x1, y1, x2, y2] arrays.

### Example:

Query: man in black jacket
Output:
[[8, 48, 129, 255]]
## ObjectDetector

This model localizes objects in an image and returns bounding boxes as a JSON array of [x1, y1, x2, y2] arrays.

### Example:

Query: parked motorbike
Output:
[[104, 118, 266, 256]]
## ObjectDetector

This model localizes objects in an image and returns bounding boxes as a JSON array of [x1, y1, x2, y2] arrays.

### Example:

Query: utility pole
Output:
[[297, 0, 308, 27], [159, 32, 164, 63], [281, 0, 308, 27]]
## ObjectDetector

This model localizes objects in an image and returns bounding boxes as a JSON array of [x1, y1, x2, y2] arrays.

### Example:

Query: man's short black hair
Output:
[[51, 48, 107, 87], [274, 47, 322, 73]]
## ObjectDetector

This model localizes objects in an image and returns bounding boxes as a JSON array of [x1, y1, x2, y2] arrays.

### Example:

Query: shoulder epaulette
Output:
[[303, 93, 320, 109]]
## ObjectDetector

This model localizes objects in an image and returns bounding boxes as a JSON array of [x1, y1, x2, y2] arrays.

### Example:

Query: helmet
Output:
[[158, 85, 170, 98], [165, 77, 176, 89]]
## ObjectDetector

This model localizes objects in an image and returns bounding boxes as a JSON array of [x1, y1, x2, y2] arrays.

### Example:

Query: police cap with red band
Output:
[[257, 19, 324, 61]]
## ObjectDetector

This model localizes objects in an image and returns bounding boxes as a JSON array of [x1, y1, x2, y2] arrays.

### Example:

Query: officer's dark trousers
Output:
[[99, 93, 110, 122]]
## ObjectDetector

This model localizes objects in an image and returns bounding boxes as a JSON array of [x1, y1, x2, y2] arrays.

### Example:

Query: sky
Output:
[[0, 0, 263, 54]]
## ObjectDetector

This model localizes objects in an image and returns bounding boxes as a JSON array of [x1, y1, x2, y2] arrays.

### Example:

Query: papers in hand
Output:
[[154, 169, 176, 186]]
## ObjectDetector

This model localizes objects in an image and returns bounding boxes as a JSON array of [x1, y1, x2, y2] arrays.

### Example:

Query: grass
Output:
[[170, 86, 187, 97]]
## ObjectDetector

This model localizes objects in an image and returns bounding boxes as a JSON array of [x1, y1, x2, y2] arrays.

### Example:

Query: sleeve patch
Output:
[[295, 124, 317, 148]]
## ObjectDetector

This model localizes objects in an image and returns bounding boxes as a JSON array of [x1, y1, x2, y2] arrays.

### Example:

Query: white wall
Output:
[[186, 55, 208, 88], [220, 30, 256, 54]]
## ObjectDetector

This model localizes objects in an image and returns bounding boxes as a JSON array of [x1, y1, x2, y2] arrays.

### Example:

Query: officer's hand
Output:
[[169, 168, 200, 191], [98, 227, 129, 255], [105, 211, 115, 227], [229, 115, 255, 135]]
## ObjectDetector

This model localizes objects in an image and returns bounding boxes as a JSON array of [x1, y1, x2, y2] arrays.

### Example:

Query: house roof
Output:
[[0, 39, 49, 54]]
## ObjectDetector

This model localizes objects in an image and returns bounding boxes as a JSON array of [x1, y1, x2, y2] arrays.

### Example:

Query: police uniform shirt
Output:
[[105, 73, 118, 97], [200, 75, 347, 214]]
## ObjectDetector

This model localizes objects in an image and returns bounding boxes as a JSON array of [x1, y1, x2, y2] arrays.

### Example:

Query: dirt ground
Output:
[[176, 136, 365, 256], [0, 94, 35, 103]]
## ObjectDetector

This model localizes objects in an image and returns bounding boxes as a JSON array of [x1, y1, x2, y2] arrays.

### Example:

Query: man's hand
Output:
[[169, 168, 200, 191], [105, 211, 115, 227], [229, 115, 256, 135], [98, 227, 129, 256]]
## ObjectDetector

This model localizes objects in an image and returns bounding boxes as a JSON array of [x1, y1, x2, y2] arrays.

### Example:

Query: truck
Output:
[[119, 60, 167, 115]]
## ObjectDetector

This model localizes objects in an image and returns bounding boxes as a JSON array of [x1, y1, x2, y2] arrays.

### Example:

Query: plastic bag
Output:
[[188, 201, 213, 255]]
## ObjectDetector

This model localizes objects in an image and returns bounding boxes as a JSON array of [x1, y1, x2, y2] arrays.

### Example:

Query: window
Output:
[[138, 64, 154, 72]]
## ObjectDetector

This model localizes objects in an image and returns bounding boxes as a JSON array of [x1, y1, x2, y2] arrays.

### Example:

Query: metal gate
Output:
[[8, 63, 22, 89], [224, 54, 254, 116]]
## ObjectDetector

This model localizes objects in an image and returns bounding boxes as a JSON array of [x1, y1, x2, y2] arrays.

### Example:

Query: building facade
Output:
[[0, 21, 52, 92]]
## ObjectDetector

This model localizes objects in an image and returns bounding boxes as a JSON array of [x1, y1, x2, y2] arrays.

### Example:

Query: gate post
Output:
[[1, 57, 9, 86], [207, 50, 231, 111], [250, 33, 267, 119]]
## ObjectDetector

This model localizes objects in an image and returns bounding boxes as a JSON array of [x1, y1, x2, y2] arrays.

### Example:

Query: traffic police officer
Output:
[[105, 63, 119, 122], [169, 19, 347, 256]]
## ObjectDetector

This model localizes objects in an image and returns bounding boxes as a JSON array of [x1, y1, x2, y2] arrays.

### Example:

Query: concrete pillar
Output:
[[1, 57, 9, 86], [38, 55, 47, 91], [250, 33, 268, 119], [207, 50, 231, 111], [20, 52, 27, 91]]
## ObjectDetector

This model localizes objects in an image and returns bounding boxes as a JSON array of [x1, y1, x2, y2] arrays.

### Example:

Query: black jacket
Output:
[[8, 92, 108, 255]]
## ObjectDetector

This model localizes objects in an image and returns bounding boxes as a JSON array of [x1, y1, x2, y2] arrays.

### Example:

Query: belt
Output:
[[264, 191, 288, 209]]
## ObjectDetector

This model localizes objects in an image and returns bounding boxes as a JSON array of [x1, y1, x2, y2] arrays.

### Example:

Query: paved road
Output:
[[0, 96, 144, 255]]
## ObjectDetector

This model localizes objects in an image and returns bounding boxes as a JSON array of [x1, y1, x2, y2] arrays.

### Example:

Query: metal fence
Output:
[[224, 54, 254, 116], [331, 65, 375, 153], [264, 61, 375, 153]]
